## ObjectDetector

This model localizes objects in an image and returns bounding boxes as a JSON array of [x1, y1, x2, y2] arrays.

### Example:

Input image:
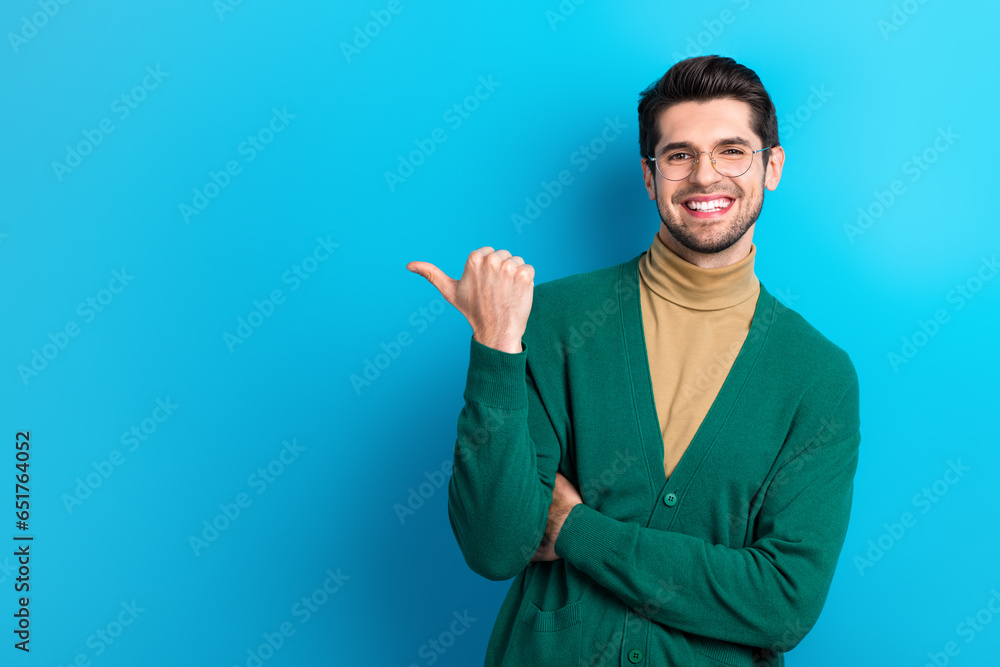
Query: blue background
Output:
[[2, 0, 998, 665]]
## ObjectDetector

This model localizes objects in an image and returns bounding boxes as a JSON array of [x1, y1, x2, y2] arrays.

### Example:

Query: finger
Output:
[[508, 255, 525, 266], [406, 261, 458, 305], [487, 250, 513, 272], [465, 247, 495, 275]]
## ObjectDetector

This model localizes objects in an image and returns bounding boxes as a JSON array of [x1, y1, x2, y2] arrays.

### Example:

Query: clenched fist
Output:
[[406, 247, 534, 354]]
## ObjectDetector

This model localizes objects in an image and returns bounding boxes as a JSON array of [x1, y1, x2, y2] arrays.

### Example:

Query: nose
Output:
[[688, 151, 724, 188]]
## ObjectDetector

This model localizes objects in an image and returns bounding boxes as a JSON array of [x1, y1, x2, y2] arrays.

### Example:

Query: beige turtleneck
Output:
[[638, 232, 760, 480]]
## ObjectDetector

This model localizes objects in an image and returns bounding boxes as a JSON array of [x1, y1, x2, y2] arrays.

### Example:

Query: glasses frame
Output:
[[647, 143, 774, 181]]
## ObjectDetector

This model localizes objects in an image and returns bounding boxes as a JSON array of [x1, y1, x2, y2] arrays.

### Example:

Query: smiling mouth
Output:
[[684, 197, 734, 213]]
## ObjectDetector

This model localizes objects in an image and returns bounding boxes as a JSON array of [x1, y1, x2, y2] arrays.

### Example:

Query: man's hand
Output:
[[407, 247, 534, 354], [531, 472, 583, 562]]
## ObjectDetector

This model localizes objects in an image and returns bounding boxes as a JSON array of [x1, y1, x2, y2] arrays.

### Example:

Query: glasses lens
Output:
[[654, 144, 756, 179], [713, 144, 753, 177], [657, 149, 695, 180]]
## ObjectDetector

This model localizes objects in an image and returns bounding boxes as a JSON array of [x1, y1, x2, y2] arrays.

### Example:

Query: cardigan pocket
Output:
[[693, 635, 754, 666], [500, 600, 582, 667]]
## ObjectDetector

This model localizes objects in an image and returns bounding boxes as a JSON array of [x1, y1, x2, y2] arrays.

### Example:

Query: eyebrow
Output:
[[654, 136, 752, 156]]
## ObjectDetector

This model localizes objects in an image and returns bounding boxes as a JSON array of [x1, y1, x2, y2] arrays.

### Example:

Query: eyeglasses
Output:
[[647, 142, 774, 181]]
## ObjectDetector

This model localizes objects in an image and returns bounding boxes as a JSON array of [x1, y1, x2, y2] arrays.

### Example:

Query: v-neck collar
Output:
[[619, 251, 776, 524]]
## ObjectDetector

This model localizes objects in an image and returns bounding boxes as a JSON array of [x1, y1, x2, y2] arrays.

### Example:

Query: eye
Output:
[[717, 146, 748, 157], [665, 151, 692, 163]]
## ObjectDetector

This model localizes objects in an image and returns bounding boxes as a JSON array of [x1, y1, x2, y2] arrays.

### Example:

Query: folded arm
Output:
[[446, 335, 562, 581], [554, 379, 861, 651]]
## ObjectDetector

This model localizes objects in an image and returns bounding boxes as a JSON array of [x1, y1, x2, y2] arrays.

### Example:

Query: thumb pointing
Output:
[[406, 261, 458, 305]]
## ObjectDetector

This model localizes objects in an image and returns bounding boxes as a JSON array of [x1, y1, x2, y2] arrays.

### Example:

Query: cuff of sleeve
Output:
[[463, 334, 528, 410], [554, 503, 629, 572]]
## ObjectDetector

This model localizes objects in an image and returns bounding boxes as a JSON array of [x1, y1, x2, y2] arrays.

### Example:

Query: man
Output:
[[406, 55, 860, 667]]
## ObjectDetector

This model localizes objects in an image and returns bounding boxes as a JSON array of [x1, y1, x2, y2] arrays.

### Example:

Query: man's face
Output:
[[641, 98, 784, 255]]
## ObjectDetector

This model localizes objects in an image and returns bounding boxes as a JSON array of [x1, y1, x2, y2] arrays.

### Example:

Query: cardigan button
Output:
[[663, 492, 678, 507], [628, 648, 643, 663]]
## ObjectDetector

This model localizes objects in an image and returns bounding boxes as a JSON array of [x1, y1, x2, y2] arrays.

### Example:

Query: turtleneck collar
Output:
[[638, 231, 759, 311]]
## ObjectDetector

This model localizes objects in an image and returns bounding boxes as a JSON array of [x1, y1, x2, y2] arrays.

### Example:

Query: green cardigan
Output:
[[447, 250, 861, 667]]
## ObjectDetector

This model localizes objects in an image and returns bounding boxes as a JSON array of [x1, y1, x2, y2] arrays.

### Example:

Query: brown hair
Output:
[[638, 55, 779, 171]]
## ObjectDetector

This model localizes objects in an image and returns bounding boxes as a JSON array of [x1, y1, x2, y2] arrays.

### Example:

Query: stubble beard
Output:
[[653, 172, 766, 255]]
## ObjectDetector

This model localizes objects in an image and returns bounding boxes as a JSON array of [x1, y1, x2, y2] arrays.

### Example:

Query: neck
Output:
[[639, 229, 759, 310], [657, 225, 755, 269]]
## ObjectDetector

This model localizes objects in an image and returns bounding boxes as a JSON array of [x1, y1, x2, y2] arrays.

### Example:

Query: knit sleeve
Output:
[[554, 376, 861, 651], [446, 334, 562, 581]]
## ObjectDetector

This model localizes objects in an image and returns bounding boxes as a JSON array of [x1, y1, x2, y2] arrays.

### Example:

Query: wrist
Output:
[[472, 331, 523, 354], [465, 334, 528, 410]]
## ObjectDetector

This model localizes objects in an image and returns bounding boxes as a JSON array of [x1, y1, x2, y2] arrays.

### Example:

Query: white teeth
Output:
[[685, 198, 732, 211]]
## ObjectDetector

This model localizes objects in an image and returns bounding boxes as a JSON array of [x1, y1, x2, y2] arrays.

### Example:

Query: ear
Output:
[[764, 145, 785, 191], [641, 158, 657, 200]]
